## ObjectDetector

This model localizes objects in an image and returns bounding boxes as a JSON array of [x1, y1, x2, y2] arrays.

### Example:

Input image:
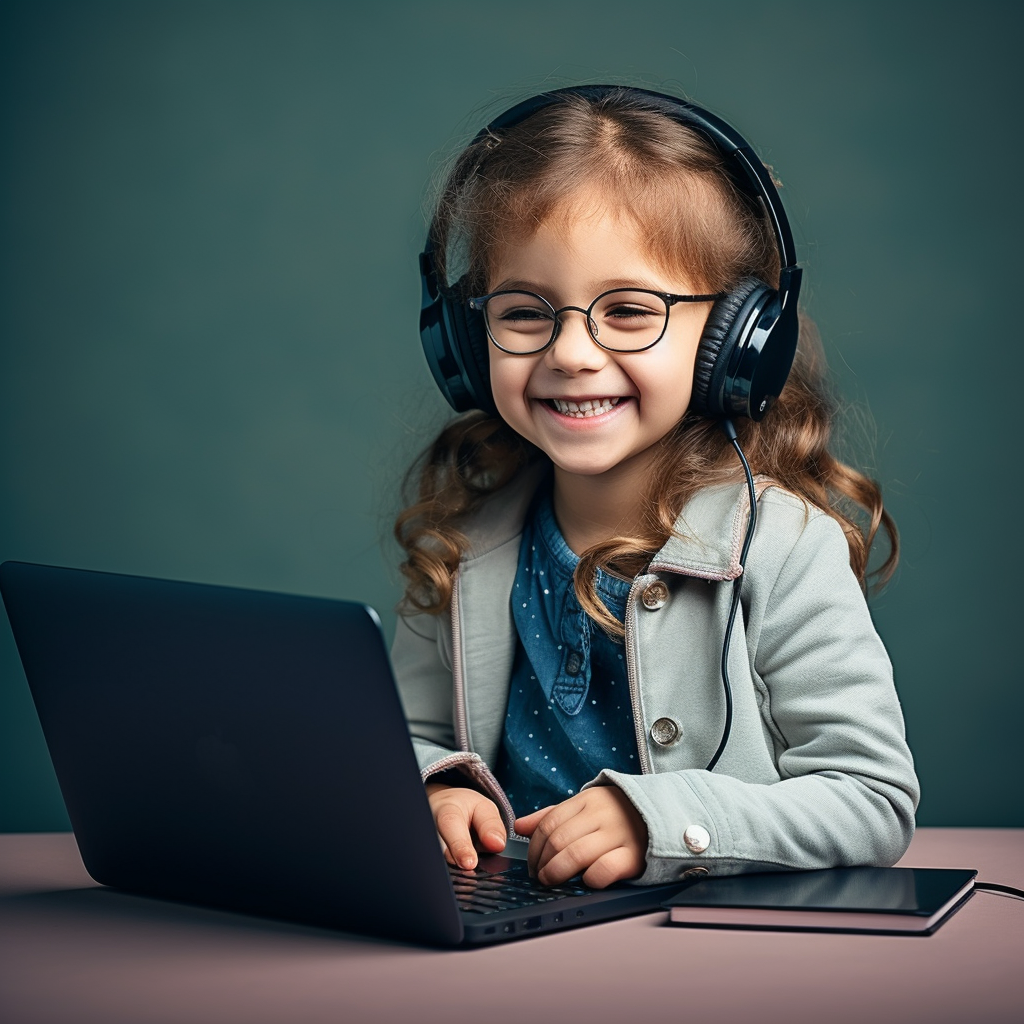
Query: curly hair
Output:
[[396, 88, 897, 637]]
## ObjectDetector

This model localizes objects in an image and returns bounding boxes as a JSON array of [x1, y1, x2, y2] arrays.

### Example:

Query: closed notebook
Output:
[[663, 866, 977, 934]]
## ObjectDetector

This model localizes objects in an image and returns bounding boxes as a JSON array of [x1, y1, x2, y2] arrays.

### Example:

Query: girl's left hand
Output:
[[514, 786, 648, 889]]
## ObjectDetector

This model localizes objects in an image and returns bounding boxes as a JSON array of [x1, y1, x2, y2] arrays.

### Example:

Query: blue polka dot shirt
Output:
[[495, 487, 639, 816]]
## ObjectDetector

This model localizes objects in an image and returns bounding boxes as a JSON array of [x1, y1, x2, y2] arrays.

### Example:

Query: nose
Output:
[[544, 308, 606, 374]]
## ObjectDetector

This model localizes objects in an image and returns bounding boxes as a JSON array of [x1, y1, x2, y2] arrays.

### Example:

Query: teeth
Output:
[[551, 397, 622, 418]]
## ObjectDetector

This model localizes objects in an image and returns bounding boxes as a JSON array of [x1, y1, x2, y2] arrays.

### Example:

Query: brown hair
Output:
[[396, 89, 897, 637]]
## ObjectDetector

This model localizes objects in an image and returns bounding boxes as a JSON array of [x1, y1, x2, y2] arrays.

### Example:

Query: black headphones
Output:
[[419, 85, 802, 422]]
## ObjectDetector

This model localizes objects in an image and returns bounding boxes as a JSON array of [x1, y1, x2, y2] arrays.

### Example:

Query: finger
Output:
[[440, 841, 456, 867], [524, 807, 559, 878], [434, 803, 479, 870], [532, 812, 602, 879], [470, 799, 508, 853], [513, 805, 555, 837], [535, 828, 610, 887], [526, 800, 590, 879], [580, 845, 645, 890]]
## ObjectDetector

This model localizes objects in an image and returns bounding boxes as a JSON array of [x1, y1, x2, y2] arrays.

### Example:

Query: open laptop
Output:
[[0, 560, 685, 946]]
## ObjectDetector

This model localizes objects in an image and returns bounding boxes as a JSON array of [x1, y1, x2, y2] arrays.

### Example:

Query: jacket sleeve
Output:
[[390, 611, 492, 784], [594, 503, 920, 884]]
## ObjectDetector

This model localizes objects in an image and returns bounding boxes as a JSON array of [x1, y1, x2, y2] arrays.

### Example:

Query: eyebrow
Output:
[[491, 277, 671, 296]]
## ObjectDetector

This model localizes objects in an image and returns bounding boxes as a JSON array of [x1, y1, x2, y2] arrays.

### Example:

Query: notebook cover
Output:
[[663, 866, 977, 935]]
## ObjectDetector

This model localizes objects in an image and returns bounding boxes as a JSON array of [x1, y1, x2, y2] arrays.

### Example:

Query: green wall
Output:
[[2, 1, 1021, 830]]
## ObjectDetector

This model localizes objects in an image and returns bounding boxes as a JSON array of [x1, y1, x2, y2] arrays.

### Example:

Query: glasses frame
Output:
[[468, 287, 726, 355]]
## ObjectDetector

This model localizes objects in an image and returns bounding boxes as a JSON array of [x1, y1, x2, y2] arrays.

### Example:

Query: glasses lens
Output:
[[484, 292, 555, 352], [590, 290, 669, 351]]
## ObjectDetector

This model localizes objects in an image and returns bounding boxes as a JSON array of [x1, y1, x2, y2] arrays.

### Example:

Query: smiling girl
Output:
[[392, 86, 918, 889]]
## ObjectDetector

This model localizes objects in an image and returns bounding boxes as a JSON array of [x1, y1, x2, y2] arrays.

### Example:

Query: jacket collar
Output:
[[460, 460, 765, 582]]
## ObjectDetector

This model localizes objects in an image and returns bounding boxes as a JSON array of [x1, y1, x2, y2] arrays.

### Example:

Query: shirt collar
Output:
[[462, 461, 766, 583]]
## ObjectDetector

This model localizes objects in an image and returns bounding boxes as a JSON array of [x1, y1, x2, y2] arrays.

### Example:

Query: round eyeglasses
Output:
[[468, 287, 725, 355]]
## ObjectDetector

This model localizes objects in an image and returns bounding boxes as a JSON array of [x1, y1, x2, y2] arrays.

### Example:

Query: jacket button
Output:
[[683, 824, 711, 854], [650, 717, 681, 746], [680, 866, 710, 880], [641, 580, 669, 610]]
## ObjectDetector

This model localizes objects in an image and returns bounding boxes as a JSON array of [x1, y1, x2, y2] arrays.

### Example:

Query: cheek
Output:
[[625, 346, 697, 413], [488, 353, 533, 419]]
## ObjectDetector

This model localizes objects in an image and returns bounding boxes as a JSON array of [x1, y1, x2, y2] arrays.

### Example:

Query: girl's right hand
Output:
[[425, 783, 507, 870]]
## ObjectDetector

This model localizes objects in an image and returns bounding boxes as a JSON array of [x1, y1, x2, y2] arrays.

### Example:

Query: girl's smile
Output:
[[488, 198, 715, 492], [544, 395, 626, 421]]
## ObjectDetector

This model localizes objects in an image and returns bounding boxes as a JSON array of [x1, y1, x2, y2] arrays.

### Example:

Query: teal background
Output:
[[2, 1, 1021, 831]]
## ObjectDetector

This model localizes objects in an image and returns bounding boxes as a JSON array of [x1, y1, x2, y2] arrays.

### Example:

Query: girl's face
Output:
[[487, 199, 715, 483]]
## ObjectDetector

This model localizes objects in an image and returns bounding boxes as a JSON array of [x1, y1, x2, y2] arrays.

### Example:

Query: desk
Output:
[[1, 829, 1021, 1024]]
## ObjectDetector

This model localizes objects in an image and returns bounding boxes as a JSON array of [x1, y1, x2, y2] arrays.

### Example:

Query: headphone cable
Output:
[[706, 419, 757, 772]]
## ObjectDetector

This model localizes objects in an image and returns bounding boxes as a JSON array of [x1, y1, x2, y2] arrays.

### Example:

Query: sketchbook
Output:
[[663, 866, 977, 934]]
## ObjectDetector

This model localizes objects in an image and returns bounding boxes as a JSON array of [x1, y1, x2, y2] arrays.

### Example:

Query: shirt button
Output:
[[641, 580, 669, 610], [565, 651, 582, 676], [683, 824, 711, 854], [650, 717, 681, 746]]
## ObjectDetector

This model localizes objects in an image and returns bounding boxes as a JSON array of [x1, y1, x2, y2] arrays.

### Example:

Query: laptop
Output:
[[0, 560, 685, 946]]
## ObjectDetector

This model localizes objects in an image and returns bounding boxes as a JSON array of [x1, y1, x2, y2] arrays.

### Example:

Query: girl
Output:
[[392, 86, 919, 890]]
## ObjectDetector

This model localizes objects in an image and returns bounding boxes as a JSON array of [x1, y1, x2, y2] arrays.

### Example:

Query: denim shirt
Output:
[[495, 489, 639, 816]]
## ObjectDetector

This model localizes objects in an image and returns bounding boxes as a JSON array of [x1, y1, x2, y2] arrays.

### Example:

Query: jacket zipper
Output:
[[624, 579, 653, 775], [450, 572, 470, 751], [450, 573, 521, 836]]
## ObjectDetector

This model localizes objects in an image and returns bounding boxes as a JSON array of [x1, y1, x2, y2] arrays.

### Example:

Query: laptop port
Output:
[[503, 923, 515, 934], [524, 916, 542, 931], [552, 912, 563, 923]]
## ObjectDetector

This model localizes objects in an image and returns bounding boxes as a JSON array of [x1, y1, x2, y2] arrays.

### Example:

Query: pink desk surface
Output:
[[1, 828, 1021, 1024]]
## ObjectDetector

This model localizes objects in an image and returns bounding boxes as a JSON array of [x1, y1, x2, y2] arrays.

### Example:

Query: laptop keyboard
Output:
[[449, 860, 592, 915]]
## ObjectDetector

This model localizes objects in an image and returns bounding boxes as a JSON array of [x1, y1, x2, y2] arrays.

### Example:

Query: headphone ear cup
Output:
[[443, 280, 495, 415], [691, 277, 772, 418]]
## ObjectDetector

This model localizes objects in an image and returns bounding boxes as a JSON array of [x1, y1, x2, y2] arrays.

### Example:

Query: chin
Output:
[[549, 453, 630, 478]]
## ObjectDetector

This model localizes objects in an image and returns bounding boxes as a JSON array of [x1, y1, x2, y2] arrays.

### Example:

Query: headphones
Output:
[[419, 85, 802, 422]]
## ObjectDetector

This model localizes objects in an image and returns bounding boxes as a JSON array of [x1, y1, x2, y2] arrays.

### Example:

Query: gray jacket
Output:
[[391, 469, 919, 885]]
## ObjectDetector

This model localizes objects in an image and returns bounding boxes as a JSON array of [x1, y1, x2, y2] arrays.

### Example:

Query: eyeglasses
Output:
[[468, 287, 725, 355]]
